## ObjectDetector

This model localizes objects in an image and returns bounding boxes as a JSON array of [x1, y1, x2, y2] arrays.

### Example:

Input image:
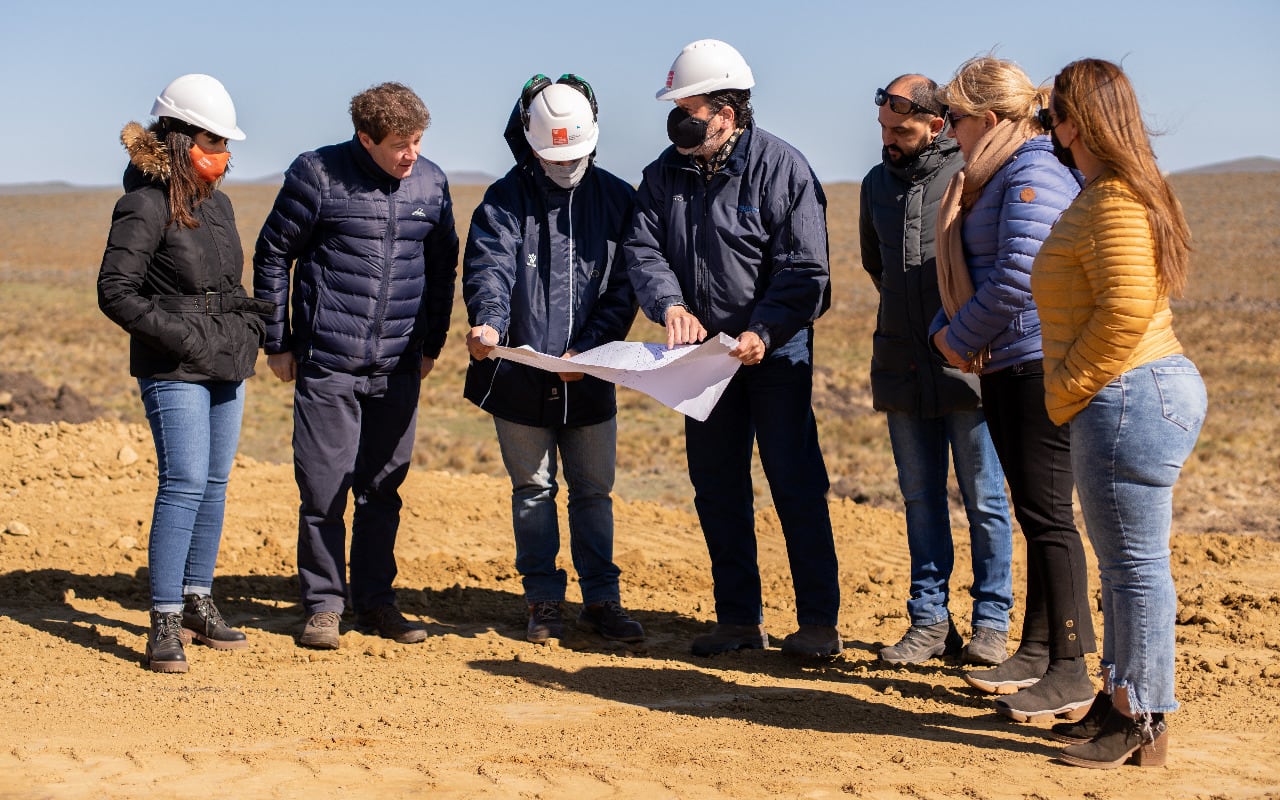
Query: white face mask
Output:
[[540, 157, 590, 189]]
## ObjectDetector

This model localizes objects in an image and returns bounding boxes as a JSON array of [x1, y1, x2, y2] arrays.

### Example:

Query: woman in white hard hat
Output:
[[98, 74, 269, 673], [463, 74, 643, 645]]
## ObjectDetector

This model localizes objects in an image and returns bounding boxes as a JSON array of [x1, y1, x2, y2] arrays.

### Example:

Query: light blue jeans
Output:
[[493, 416, 621, 605], [139, 379, 244, 611], [1071, 355, 1206, 715], [887, 409, 1014, 630]]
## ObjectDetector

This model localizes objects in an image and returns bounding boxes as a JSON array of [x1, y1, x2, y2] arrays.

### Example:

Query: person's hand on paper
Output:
[[664, 304, 707, 349], [467, 325, 499, 360], [558, 349, 584, 382], [729, 331, 765, 365]]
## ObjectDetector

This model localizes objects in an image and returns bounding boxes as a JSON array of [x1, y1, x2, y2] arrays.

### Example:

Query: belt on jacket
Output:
[[154, 292, 274, 316]]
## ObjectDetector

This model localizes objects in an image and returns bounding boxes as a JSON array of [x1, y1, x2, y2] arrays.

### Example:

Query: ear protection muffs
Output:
[[519, 72, 599, 130]]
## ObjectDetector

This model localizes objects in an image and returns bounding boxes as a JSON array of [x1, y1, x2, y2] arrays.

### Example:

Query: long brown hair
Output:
[[1052, 59, 1192, 295], [150, 118, 214, 229]]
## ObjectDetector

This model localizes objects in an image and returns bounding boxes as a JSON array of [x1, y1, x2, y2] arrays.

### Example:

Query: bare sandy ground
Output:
[[1, 419, 1278, 799]]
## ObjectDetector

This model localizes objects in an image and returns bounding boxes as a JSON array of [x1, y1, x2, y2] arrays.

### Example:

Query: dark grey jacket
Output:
[[860, 135, 980, 416], [625, 125, 830, 353]]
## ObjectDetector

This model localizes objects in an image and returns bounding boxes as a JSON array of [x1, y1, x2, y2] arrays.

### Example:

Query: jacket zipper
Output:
[[562, 187, 575, 425], [371, 190, 397, 365]]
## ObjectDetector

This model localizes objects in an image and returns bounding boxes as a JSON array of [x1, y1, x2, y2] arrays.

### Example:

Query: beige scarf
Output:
[[935, 117, 1041, 371]]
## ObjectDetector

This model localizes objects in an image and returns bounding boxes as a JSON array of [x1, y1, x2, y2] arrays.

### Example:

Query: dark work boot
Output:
[[964, 639, 1049, 694], [1051, 691, 1114, 744], [1060, 709, 1168, 769], [995, 656, 1095, 723], [527, 601, 565, 644], [691, 623, 768, 656], [182, 594, 248, 650], [577, 600, 645, 643], [147, 610, 188, 674], [780, 625, 843, 659], [879, 620, 962, 665]]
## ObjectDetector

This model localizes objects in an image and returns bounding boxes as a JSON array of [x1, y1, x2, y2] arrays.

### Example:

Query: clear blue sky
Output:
[[3, 0, 1276, 187]]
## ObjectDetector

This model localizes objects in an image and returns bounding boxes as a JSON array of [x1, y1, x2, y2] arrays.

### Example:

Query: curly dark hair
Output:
[[349, 82, 430, 143], [707, 88, 753, 129]]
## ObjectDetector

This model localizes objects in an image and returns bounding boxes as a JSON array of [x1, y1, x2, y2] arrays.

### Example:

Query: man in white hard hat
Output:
[[861, 75, 1015, 667], [625, 39, 841, 659], [253, 83, 459, 650], [463, 74, 643, 645]]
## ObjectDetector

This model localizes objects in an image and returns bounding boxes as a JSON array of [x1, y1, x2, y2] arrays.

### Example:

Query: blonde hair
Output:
[[1052, 59, 1191, 295], [939, 55, 1048, 125]]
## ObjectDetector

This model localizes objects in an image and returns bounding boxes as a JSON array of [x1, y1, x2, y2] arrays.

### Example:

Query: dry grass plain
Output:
[[0, 172, 1277, 798]]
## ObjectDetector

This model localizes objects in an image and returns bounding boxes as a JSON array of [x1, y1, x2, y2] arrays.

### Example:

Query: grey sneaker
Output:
[[879, 620, 962, 664], [962, 625, 1009, 666], [527, 601, 565, 644], [780, 625, 843, 659], [300, 610, 341, 650], [995, 657, 1095, 723]]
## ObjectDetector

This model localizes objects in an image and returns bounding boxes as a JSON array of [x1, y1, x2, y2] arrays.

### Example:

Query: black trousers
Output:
[[981, 359, 1095, 658]]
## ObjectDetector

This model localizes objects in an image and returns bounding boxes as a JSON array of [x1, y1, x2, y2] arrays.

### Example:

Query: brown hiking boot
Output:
[[300, 610, 342, 649], [690, 623, 768, 656]]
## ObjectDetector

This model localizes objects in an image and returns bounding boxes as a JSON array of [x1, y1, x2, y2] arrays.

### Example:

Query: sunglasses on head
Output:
[[1037, 108, 1061, 132], [874, 88, 942, 117]]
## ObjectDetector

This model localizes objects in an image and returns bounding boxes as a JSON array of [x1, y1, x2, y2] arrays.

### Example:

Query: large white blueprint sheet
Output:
[[488, 333, 741, 421]]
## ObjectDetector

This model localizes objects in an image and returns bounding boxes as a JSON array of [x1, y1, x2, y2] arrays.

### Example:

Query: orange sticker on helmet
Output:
[[551, 128, 569, 146]]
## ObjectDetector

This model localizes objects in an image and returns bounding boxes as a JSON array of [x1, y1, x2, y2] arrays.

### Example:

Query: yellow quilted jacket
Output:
[[1031, 173, 1183, 425]]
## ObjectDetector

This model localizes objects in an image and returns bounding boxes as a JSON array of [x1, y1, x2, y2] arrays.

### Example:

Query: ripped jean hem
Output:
[[1101, 662, 1181, 717]]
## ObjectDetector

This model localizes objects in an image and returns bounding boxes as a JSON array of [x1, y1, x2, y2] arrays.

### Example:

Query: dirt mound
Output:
[[1, 419, 1279, 798], [0, 371, 104, 424]]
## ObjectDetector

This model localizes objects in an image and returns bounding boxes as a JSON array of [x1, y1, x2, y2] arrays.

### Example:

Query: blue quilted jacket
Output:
[[252, 136, 459, 375], [930, 136, 1082, 373]]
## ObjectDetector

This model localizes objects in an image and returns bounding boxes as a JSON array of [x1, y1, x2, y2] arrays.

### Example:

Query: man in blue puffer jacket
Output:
[[625, 40, 840, 659], [253, 82, 458, 650], [463, 74, 642, 646]]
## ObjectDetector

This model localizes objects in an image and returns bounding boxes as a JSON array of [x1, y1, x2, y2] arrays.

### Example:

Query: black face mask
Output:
[[667, 107, 710, 149], [1050, 128, 1076, 170]]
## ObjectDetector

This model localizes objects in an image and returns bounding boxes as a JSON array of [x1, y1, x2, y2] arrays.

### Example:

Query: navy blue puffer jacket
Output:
[[929, 136, 1082, 373], [462, 107, 637, 427], [253, 136, 459, 375], [625, 125, 830, 353]]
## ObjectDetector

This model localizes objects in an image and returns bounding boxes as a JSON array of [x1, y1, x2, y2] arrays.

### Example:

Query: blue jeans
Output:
[[685, 328, 839, 627], [887, 409, 1013, 630], [1071, 355, 1206, 715], [293, 364, 419, 615], [494, 416, 621, 605], [139, 379, 244, 611]]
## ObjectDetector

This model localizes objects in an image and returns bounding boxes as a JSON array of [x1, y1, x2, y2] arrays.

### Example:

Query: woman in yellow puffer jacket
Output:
[[1030, 58, 1207, 770]]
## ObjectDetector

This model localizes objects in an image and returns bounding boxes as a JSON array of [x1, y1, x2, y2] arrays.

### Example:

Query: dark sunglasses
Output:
[[1037, 108, 1061, 132], [946, 110, 969, 127], [874, 88, 942, 117]]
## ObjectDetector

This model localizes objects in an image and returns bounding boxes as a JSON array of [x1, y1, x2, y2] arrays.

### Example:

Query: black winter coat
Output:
[[252, 136, 459, 375], [98, 123, 264, 383], [462, 107, 637, 427], [859, 136, 981, 416]]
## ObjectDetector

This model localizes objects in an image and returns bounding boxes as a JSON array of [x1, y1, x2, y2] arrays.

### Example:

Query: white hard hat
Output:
[[655, 39, 755, 101], [524, 83, 599, 161], [151, 74, 246, 141]]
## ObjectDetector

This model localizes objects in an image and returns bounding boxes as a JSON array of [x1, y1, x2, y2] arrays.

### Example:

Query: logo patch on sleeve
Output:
[[1020, 187, 1037, 203]]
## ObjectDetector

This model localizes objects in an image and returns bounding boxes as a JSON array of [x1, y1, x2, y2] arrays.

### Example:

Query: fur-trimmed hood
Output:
[[120, 121, 170, 183]]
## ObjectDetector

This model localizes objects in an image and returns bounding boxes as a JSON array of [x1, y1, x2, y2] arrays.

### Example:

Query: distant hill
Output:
[[0, 181, 111, 196], [1176, 156, 1280, 175]]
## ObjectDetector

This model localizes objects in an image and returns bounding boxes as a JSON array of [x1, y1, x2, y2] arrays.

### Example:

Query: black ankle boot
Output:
[[994, 656, 1094, 723], [963, 639, 1049, 694], [147, 610, 188, 673], [182, 594, 248, 650], [1060, 709, 1168, 769], [1050, 690, 1113, 744]]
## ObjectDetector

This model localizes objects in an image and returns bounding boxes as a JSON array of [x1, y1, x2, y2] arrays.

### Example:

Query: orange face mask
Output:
[[189, 143, 231, 182]]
